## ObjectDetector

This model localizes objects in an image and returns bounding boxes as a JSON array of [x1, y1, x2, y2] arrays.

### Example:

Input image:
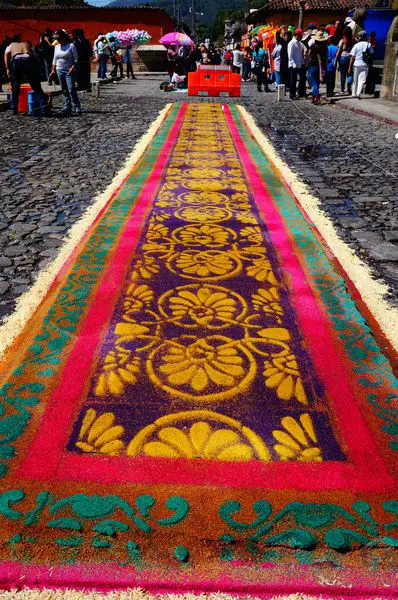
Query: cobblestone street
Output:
[[0, 76, 397, 320]]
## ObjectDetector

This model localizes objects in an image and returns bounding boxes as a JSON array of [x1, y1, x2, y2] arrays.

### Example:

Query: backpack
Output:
[[252, 51, 264, 75], [362, 43, 373, 65]]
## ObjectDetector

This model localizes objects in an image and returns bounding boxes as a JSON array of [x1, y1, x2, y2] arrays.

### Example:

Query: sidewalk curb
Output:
[[331, 99, 398, 127]]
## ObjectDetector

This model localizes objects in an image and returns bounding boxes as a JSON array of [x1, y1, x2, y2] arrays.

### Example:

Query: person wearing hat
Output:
[[287, 28, 305, 99], [348, 30, 374, 99], [275, 28, 292, 91], [307, 31, 327, 104]]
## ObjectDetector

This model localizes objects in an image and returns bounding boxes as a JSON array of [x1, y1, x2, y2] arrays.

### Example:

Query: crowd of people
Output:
[[0, 18, 377, 115], [164, 20, 377, 102], [0, 27, 137, 116]]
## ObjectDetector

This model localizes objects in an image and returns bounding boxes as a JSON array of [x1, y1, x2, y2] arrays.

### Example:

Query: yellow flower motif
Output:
[[263, 353, 308, 405], [76, 409, 125, 455], [176, 206, 231, 223], [158, 338, 246, 393], [133, 256, 160, 280], [178, 191, 229, 206], [185, 168, 225, 179], [173, 225, 233, 247], [124, 283, 154, 312], [164, 286, 241, 327], [94, 351, 140, 396], [241, 226, 263, 245], [247, 258, 278, 284], [180, 179, 225, 192], [172, 251, 238, 279], [236, 211, 257, 225], [146, 222, 169, 240], [127, 410, 270, 461], [141, 422, 255, 461], [272, 414, 322, 461], [252, 288, 283, 322]]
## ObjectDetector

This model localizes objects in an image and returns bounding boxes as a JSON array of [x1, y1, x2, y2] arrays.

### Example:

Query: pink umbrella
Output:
[[160, 32, 194, 46]]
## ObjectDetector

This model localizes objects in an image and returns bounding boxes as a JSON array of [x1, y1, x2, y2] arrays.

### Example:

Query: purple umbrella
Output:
[[160, 32, 194, 46]]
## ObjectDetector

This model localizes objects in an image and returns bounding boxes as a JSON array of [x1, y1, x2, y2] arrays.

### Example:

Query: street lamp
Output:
[[298, 0, 306, 30]]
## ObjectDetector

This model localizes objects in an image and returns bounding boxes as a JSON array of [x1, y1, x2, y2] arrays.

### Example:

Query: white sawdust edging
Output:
[[237, 104, 398, 354], [0, 104, 173, 360]]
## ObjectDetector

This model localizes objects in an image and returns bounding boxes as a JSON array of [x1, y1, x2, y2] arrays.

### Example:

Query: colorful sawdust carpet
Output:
[[0, 103, 397, 596]]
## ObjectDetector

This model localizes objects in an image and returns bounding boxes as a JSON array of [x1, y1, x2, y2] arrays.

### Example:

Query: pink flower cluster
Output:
[[107, 29, 151, 46]]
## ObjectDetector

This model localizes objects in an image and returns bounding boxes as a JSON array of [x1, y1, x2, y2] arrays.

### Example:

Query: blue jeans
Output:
[[274, 70, 281, 85], [57, 69, 81, 113], [338, 55, 352, 92], [98, 55, 108, 79], [242, 62, 250, 80], [308, 65, 320, 96]]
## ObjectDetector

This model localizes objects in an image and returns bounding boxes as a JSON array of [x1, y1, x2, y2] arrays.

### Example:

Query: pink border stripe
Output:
[[0, 562, 396, 598]]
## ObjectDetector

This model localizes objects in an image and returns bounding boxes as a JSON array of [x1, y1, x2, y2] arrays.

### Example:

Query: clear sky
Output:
[[86, 0, 111, 6]]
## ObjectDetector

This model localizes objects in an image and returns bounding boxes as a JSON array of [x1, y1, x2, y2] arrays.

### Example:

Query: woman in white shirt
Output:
[[348, 30, 374, 99], [51, 29, 81, 116], [271, 42, 282, 86]]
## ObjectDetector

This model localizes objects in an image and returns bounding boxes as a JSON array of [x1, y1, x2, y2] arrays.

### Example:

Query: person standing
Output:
[[0, 35, 11, 92], [4, 35, 48, 116], [277, 29, 291, 91], [232, 43, 243, 75], [326, 35, 338, 96], [108, 36, 123, 79], [365, 31, 377, 95], [349, 30, 374, 99], [124, 44, 136, 79], [97, 36, 110, 80], [271, 39, 282, 86], [224, 47, 232, 66], [73, 29, 92, 91], [242, 46, 252, 82], [38, 29, 54, 82], [307, 32, 327, 104], [335, 26, 354, 94], [51, 29, 81, 116], [252, 40, 270, 92], [288, 28, 304, 99]]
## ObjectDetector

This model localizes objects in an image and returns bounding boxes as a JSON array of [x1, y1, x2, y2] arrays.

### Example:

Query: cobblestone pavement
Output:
[[0, 77, 397, 321]]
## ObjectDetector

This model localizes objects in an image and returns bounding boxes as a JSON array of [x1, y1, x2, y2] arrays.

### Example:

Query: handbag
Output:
[[362, 43, 373, 65]]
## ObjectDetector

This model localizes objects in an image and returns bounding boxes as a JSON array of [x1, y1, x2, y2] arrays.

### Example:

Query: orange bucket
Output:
[[18, 84, 32, 113]]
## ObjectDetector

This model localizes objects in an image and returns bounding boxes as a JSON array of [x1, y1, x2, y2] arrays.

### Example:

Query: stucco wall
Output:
[[0, 7, 174, 45], [251, 10, 343, 29]]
